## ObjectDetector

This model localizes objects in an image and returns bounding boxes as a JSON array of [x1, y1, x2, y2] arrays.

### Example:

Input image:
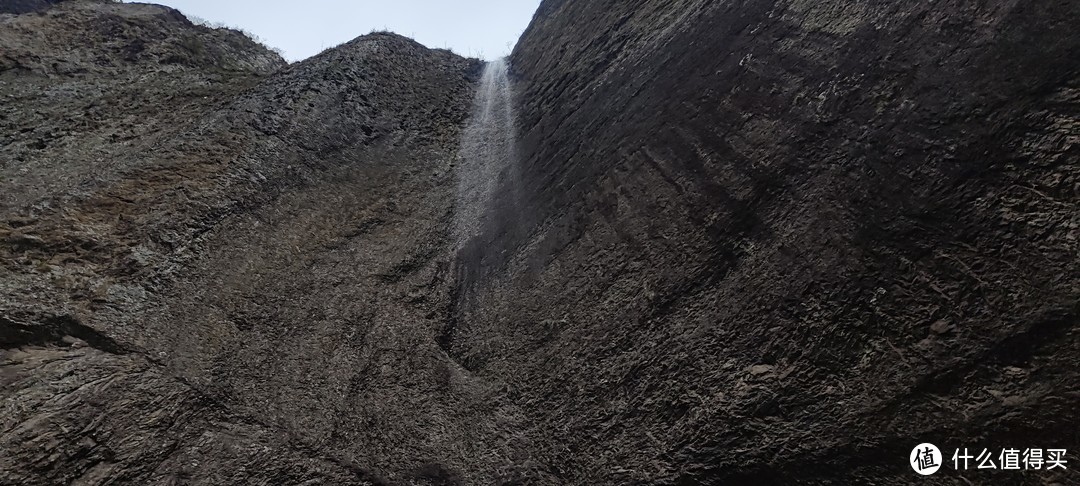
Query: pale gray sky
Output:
[[152, 0, 543, 62]]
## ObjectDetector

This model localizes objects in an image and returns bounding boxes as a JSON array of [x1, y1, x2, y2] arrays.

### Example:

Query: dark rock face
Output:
[[0, 0, 69, 15], [447, 0, 1079, 483], [1, 1, 516, 484], [1, 0, 1077, 484]]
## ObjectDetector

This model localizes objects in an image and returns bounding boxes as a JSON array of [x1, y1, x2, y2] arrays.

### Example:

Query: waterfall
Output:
[[454, 58, 518, 249]]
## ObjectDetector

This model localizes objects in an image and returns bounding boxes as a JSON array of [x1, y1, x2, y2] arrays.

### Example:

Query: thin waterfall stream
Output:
[[454, 58, 518, 249]]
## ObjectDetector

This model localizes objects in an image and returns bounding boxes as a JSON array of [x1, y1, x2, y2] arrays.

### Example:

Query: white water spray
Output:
[[454, 58, 518, 248]]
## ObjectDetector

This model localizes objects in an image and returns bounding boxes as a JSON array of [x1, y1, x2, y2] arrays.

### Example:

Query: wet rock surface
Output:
[[1, 0, 1078, 484]]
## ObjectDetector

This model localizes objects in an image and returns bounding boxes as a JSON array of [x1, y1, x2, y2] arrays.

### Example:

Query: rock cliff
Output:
[[453, 0, 1079, 483], [1, 0, 1077, 484], [2, 2, 506, 483]]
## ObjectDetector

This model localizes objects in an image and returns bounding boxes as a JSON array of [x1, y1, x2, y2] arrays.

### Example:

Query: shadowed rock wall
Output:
[[444, 0, 1080, 483]]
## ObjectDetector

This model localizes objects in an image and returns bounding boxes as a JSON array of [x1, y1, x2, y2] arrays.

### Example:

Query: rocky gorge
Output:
[[1, 0, 1077, 484]]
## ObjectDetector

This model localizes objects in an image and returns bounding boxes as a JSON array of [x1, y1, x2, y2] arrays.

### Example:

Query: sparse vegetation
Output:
[[186, 14, 287, 60]]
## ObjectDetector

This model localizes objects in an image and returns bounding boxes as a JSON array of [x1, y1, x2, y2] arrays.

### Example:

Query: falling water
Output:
[[454, 58, 518, 249]]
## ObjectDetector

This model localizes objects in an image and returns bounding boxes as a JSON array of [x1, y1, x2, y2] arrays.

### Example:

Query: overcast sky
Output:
[[152, 0, 543, 62]]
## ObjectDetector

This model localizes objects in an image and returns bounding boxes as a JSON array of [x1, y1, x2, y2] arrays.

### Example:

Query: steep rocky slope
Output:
[[1, 0, 1077, 484], [1, 2, 526, 484], [447, 0, 1079, 484]]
